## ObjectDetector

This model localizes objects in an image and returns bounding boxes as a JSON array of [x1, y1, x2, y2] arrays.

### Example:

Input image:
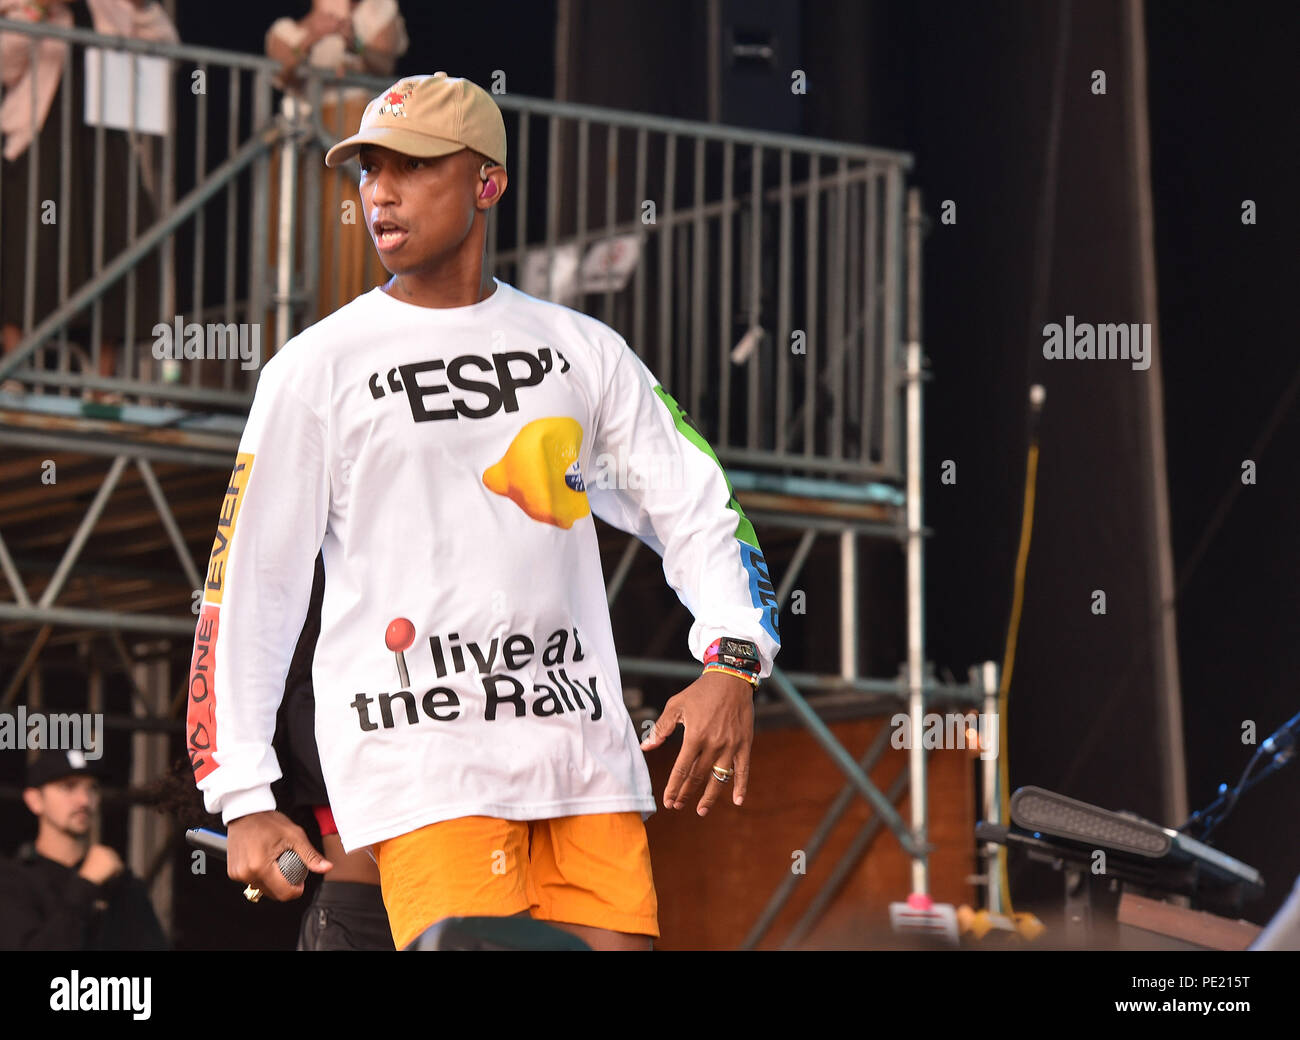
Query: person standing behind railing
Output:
[[264, 0, 408, 326], [0, 0, 178, 402]]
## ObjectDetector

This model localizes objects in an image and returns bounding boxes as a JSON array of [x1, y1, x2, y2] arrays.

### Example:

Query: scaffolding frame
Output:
[[0, 21, 1000, 947]]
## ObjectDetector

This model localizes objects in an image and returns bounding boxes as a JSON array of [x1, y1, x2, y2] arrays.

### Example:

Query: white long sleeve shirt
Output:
[[186, 279, 781, 851]]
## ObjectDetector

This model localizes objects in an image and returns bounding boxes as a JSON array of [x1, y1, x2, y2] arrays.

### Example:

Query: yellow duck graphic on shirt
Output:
[[483, 417, 591, 529]]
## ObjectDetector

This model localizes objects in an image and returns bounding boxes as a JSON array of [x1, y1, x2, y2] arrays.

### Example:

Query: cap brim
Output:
[[26, 769, 95, 789], [324, 129, 467, 168]]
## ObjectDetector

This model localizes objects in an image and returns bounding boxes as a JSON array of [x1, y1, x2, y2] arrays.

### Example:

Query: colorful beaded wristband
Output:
[[704, 662, 759, 687]]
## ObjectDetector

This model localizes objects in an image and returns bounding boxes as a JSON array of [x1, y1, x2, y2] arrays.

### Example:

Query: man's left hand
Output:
[[640, 671, 754, 816]]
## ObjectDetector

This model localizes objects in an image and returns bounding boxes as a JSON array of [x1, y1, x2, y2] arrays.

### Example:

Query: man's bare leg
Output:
[[434, 911, 648, 950], [543, 919, 652, 951]]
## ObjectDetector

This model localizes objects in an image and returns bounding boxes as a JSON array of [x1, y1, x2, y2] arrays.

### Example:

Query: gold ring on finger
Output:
[[243, 884, 263, 903], [711, 765, 734, 783]]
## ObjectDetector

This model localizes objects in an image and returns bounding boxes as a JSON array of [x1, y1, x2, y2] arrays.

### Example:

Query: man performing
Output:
[[187, 72, 780, 951]]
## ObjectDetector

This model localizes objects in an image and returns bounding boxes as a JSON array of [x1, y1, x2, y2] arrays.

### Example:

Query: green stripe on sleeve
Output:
[[653, 384, 760, 549]]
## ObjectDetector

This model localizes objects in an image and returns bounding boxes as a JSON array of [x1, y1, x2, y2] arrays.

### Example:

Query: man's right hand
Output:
[[227, 810, 333, 901], [78, 845, 124, 886]]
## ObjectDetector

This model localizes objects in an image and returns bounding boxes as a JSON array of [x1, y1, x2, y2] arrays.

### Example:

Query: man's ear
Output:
[[22, 787, 42, 817], [476, 166, 508, 211]]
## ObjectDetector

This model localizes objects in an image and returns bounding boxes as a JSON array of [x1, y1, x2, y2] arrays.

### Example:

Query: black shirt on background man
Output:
[[0, 748, 168, 950]]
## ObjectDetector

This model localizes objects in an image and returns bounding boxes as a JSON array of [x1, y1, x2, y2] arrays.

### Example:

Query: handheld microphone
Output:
[[185, 827, 309, 886]]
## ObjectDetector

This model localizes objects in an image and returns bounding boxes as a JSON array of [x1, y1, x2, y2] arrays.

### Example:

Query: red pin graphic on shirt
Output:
[[386, 617, 415, 688]]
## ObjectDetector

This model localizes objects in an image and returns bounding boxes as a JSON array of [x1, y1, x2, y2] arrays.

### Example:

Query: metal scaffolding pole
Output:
[[88, 656, 103, 847], [904, 186, 928, 895], [840, 530, 857, 679], [979, 659, 1002, 914], [129, 648, 173, 934], [275, 96, 302, 351]]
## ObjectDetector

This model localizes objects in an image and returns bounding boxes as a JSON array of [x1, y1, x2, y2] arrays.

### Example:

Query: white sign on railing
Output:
[[578, 234, 642, 293], [84, 49, 170, 135], [520, 243, 581, 304], [520, 234, 644, 304]]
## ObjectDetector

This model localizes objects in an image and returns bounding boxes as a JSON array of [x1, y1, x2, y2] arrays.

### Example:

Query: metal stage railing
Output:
[[0, 20, 997, 947], [1, 17, 911, 483]]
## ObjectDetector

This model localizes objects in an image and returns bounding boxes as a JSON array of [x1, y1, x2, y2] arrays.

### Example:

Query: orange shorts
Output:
[[372, 812, 659, 949]]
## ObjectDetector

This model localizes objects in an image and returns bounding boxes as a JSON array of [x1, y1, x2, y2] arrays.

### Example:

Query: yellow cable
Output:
[[995, 440, 1039, 916]]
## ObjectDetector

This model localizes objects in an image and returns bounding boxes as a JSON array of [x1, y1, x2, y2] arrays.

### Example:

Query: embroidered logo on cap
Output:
[[377, 85, 414, 118]]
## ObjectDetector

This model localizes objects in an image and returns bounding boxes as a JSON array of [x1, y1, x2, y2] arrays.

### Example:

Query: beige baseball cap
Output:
[[324, 72, 507, 169]]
